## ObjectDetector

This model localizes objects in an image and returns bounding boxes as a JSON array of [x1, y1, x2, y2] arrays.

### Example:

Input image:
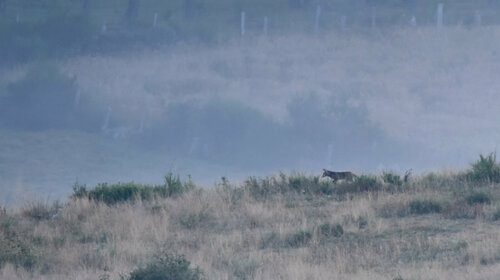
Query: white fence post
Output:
[[475, 10, 482, 27], [241, 11, 246, 36], [314, 5, 321, 33], [340, 15, 347, 31], [263, 16, 268, 35], [101, 21, 107, 33], [153, 12, 158, 28], [73, 89, 81, 110], [101, 106, 112, 132], [437, 3, 444, 29], [139, 118, 144, 133], [410, 15, 417, 27]]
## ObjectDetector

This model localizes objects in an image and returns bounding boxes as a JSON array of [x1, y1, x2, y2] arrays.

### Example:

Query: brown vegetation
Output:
[[1, 169, 500, 279]]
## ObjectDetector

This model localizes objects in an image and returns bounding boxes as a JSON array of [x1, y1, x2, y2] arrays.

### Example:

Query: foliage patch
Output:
[[409, 199, 443, 215], [128, 254, 203, 280], [466, 191, 491, 205], [467, 153, 500, 183], [72, 173, 195, 205]]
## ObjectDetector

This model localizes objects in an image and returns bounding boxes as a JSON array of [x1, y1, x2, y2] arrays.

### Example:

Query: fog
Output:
[[1, 1, 500, 205]]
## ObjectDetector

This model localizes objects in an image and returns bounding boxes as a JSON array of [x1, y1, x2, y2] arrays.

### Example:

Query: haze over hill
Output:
[[1, 1, 500, 205]]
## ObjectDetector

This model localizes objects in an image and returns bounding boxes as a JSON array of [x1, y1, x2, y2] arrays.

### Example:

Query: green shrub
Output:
[[259, 232, 281, 249], [357, 216, 368, 229], [382, 171, 403, 187], [22, 201, 63, 221], [455, 240, 468, 251], [243, 173, 334, 199], [318, 223, 344, 238], [336, 175, 382, 194], [179, 210, 212, 230], [83, 182, 147, 205], [164, 173, 195, 197], [0, 217, 38, 270], [71, 174, 195, 205], [128, 254, 203, 280], [285, 230, 312, 248], [467, 153, 500, 183], [231, 256, 258, 280], [72, 183, 88, 198], [466, 191, 491, 205], [409, 199, 443, 215]]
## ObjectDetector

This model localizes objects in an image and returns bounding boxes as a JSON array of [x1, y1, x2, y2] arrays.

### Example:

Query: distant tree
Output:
[[364, 0, 389, 7], [488, 0, 500, 9], [82, 0, 90, 15], [125, 0, 140, 23], [289, 0, 310, 9], [405, 0, 418, 13], [184, 0, 202, 19]]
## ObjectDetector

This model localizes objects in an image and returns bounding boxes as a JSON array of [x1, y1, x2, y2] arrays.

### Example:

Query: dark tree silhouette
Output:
[[184, 0, 202, 19], [289, 0, 310, 9], [125, 0, 139, 23], [82, 0, 90, 14]]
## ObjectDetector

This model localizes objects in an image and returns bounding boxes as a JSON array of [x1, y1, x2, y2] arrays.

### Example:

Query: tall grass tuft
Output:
[[409, 199, 443, 215], [336, 175, 383, 194], [243, 173, 335, 199], [71, 173, 195, 205], [382, 171, 403, 187], [0, 216, 38, 270], [466, 191, 491, 205], [128, 254, 203, 280]]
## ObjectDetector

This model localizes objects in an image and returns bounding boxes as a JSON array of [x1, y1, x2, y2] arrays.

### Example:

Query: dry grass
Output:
[[1, 172, 500, 279]]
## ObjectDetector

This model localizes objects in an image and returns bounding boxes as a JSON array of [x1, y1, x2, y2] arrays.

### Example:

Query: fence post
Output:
[[82, 0, 90, 14], [73, 89, 81, 110], [340, 15, 347, 31], [241, 11, 246, 36], [139, 118, 144, 134], [371, 6, 376, 29], [410, 15, 417, 27], [437, 3, 444, 29], [314, 5, 321, 33], [263, 16, 268, 36], [101, 21, 107, 33], [475, 10, 482, 26], [101, 106, 112, 132], [153, 12, 158, 28]]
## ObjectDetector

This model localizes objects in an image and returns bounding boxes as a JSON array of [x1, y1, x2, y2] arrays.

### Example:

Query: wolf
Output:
[[322, 169, 358, 183]]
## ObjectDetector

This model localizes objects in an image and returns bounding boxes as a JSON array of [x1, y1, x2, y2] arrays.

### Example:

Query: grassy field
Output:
[[1, 155, 500, 279]]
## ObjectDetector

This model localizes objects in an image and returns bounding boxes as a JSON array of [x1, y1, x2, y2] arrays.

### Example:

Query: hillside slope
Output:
[[1, 164, 500, 279]]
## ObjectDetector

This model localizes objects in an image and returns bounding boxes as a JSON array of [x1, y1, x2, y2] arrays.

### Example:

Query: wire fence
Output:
[[2, 1, 500, 37]]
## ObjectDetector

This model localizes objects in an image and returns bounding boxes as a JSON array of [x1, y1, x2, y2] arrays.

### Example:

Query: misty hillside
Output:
[[1, 1, 500, 280], [1, 1, 500, 204]]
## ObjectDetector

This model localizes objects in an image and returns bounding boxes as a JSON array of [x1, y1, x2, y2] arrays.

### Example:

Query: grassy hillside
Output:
[[1, 155, 500, 279]]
